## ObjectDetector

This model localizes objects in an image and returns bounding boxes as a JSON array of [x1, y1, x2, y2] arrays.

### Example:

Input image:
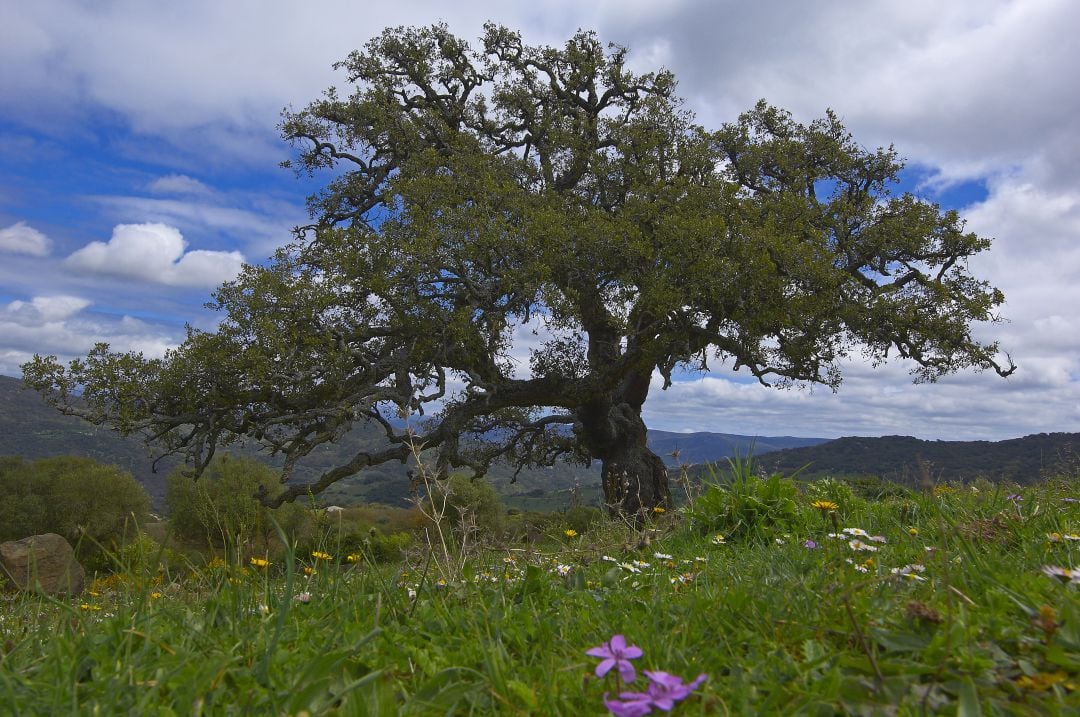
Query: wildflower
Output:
[[811, 500, 838, 511], [311, 550, 332, 561], [711, 534, 726, 545], [670, 572, 695, 586], [1049, 532, 1063, 543], [435, 578, 448, 588], [652, 506, 666, 515], [890, 564, 927, 582], [603, 671, 707, 715], [347, 553, 362, 563], [602, 555, 618, 563], [565, 529, 579, 538], [150, 591, 162, 599], [653, 552, 673, 560], [555, 564, 572, 577], [79, 603, 102, 611], [774, 537, 786, 545], [303, 566, 316, 576], [250, 557, 270, 568], [586, 634, 644, 683], [1042, 565, 1080, 583], [620, 562, 641, 574], [631, 560, 651, 570], [842, 528, 868, 538], [1065, 534, 1080, 542], [848, 539, 878, 552], [257, 604, 270, 616], [407, 587, 417, 599], [803, 539, 819, 549], [293, 592, 312, 603], [694, 556, 707, 563], [853, 564, 869, 573], [1063, 497, 1079, 504], [869, 535, 887, 544], [207, 557, 226, 569], [907, 527, 919, 537]]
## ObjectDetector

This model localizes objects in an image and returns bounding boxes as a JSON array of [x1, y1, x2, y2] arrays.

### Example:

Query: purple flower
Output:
[[642, 670, 708, 710], [603, 692, 654, 717], [803, 539, 819, 549], [587, 635, 644, 684], [1006, 494, 1023, 502], [602, 671, 708, 715]]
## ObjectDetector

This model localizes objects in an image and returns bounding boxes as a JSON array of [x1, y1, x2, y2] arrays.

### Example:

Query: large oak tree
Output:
[[23, 24, 1014, 516]]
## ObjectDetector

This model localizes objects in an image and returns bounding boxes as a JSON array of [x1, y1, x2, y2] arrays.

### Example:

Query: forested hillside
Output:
[[759, 433, 1080, 485]]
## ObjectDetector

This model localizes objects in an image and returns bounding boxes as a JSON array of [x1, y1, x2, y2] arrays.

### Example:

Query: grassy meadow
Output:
[[3, 465, 1080, 715]]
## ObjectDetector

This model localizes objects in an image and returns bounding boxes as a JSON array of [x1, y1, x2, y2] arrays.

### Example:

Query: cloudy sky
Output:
[[2, 0, 1078, 442]]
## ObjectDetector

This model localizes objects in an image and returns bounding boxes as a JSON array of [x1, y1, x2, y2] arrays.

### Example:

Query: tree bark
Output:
[[576, 398, 671, 517]]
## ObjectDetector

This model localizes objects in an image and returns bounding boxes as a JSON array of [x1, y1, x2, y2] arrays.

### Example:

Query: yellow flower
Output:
[[303, 566, 317, 576], [564, 529, 578, 538], [652, 506, 666, 514], [711, 534, 726, 545], [150, 591, 162, 600], [79, 603, 102, 611], [250, 557, 270, 568], [811, 500, 838, 511], [347, 553, 362, 563], [207, 557, 226, 569], [908, 527, 919, 537], [311, 550, 332, 561]]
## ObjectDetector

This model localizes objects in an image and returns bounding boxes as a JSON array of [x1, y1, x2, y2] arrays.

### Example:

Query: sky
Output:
[[1, 0, 1078, 442]]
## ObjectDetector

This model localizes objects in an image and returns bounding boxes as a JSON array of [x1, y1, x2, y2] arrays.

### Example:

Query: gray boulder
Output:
[[0, 533, 86, 596]]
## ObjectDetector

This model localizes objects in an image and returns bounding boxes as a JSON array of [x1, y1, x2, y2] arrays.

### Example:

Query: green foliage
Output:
[[423, 474, 508, 538], [687, 455, 801, 539], [0, 455, 150, 566], [5, 478, 1080, 714], [165, 455, 310, 552]]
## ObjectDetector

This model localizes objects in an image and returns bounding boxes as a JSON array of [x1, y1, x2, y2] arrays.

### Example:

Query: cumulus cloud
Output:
[[0, 294, 180, 376], [65, 222, 245, 288], [147, 173, 212, 196], [3, 295, 91, 325], [0, 221, 52, 256]]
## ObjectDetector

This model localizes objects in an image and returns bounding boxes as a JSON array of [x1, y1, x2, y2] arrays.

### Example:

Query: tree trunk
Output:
[[576, 399, 671, 517]]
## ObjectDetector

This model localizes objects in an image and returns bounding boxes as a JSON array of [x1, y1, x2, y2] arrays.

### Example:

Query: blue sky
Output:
[[2, 1, 1078, 441]]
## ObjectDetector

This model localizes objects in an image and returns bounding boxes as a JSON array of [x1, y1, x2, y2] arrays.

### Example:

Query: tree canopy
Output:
[[22, 23, 1013, 516]]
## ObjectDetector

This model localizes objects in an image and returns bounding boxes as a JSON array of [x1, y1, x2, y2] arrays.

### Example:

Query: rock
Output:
[[0, 533, 86, 596]]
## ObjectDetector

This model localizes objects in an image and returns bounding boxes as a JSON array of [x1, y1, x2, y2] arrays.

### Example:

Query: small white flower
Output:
[[407, 587, 418, 599], [620, 562, 641, 574], [602, 555, 618, 563], [854, 565, 869, 573], [293, 591, 312, 603], [848, 539, 878, 552], [632, 560, 651, 569], [869, 535, 887, 543], [555, 564, 572, 576], [654, 552, 673, 560], [842, 528, 869, 538]]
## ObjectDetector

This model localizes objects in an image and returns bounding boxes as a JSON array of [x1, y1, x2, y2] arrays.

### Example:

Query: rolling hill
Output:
[[0, 374, 827, 510]]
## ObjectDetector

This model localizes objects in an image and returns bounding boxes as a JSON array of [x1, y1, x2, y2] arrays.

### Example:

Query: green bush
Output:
[[423, 473, 507, 537], [686, 455, 800, 540], [165, 455, 311, 553], [0, 455, 151, 568]]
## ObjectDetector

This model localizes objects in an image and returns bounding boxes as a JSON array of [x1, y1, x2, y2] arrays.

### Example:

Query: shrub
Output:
[[422, 473, 507, 538], [0, 455, 151, 567], [165, 455, 311, 553], [686, 455, 800, 540]]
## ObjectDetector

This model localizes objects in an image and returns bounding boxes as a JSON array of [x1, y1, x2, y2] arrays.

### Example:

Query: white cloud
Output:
[[3, 295, 91, 324], [0, 293, 182, 377], [0, 221, 52, 256], [147, 174, 212, 196], [66, 222, 245, 288]]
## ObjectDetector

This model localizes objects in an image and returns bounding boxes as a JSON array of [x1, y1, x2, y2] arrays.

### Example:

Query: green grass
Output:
[[4, 476, 1080, 715]]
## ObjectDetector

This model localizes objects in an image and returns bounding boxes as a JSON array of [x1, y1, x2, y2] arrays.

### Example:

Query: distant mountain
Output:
[[0, 374, 830, 510], [646, 430, 827, 466], [758, 433, 1080, 485]]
